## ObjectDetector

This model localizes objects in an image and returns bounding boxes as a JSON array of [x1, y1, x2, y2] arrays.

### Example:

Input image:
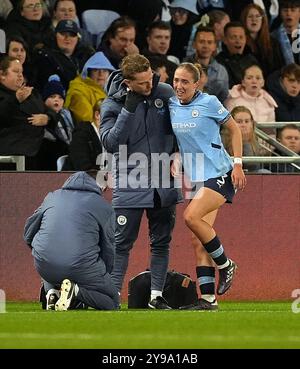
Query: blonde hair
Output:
[[222, 105, 261, 155], [121, 54, 150, 80]]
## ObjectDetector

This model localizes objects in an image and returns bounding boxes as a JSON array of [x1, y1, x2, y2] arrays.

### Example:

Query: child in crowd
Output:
[[40, 74, 75, 170]]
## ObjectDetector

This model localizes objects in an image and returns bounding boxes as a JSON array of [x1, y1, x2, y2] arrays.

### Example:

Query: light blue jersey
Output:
[[169, 92, 233, 181]]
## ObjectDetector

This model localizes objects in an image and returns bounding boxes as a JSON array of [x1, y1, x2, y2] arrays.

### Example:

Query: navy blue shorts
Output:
[[191, 171, 236, 203]]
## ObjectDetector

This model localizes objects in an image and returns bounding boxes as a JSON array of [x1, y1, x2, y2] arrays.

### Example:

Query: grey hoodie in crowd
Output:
[[24, 171, 115, 274]]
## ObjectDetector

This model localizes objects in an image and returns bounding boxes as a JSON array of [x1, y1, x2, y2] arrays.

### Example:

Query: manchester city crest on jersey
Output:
[[154, 98, 164, 109], [192, 109, 199, 117], [117, 215, 127, 226]]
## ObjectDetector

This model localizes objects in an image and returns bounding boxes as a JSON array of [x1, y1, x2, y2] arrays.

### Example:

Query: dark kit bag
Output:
[[128, 270, 198, 309]]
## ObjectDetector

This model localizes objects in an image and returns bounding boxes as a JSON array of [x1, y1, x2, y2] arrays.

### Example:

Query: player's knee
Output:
[[184, 209, 196, 229]]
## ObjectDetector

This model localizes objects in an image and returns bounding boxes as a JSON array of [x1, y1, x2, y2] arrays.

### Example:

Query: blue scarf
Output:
[[272, 24, 300, 64]]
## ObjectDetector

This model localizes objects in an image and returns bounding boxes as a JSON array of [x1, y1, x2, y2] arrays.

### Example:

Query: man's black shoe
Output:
[[148, 296, 172, 310], [46, 289, 60, 310], [217, 259, 237, 295]]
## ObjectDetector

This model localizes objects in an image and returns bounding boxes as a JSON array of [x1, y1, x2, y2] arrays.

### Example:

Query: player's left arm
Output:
[[224, 117, 246, 191]]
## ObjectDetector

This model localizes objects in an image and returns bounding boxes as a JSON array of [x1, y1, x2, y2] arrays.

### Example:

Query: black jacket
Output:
[[0, 84, 55, 156], [63, 122, 102, 171], [5, 9, 54, 54], [33, 44, 94, 92], [100, 70, 182, 208], [267, 70, 300, 122], [216, 46, 258, 88]]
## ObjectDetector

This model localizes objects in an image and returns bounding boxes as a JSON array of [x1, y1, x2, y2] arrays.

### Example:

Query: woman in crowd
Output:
[[240, 3, 284, 78], [6, 35, 35, 85], [225, 64, 277, 124], [168, 0, 200, 62], [0, 56, 56, 169], [222, 105, 270, 172]]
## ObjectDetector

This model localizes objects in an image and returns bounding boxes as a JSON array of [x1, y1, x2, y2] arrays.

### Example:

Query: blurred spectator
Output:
[[62, 102, 103, 171], [196, 0, 226, 12], [39, 74, 75, 170], [127, 0, 164, 50], [267, 63, 300, 121], [5, 0, 54, 55], [0, 56, 56, 169], [97, 16, 139, 69], [276, 123, 300, 153], [0, 0, 13, 23], [225, 64, 277, 123], [184, 25, 229, 102], [207, 9, 230, 53], [196, 1, 279, 24], [161, 0, 172, 22], [6, 35, 35, 85], [271, 123, 300, 172], [142, 20, 178, 84], [241, 3, 285, 78], [271, 0, 300, 65], [215, 21, 259, 88], [222, 105, 269, 172], [186, 9, 230, 56], [0, 29, 6, 54], [75, 0, 130, 18], [33, 19, 94, 91], [65, 51, 115, 123], [168, 0, 199, 61], [197, 62, 209, 90], [148, 55, 169, 83], [51, 0, 93, 48]]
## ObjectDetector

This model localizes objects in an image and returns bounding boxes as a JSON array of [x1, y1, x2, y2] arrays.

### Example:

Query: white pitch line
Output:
[[0, 333, 299, 343]]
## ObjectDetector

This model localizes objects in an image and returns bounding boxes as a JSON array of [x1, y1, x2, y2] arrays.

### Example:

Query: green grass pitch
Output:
[[0, 301, 299, 349]]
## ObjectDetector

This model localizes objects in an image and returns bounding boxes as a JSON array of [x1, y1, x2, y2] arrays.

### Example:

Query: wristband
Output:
[[233, 157, 243, 165]]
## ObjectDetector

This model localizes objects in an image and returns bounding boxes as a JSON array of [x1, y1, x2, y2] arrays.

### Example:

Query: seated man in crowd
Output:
[[97, 15, 139, 69], [24, 170, 119, 311], [184, 25, 229, 102], [216, 21, 258, 88], [142, 20, 179, 85], [33, 19, 94, 91], [271, 0, 300, 65], [267, 63, 300, 122], [51, 0, 93, 47], [277, 123, 300, 154], [269, 123, 300, 172]]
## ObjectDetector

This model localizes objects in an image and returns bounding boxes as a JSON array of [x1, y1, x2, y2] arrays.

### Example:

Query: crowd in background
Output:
[[0, 0, 299, 171]]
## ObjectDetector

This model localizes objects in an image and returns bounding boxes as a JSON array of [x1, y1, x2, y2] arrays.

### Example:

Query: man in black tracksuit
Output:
[[100, 54, 182, 309]]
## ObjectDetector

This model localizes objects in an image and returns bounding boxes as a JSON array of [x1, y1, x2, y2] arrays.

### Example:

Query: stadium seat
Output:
[[81, 9, 120, 48], [56, 155, 68, 171]]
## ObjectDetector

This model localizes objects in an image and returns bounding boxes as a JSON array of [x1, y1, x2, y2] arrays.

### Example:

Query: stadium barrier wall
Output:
[[0, 173, 299, 302]]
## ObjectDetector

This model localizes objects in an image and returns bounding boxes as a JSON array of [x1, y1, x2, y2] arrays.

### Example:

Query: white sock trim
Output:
[[151, 290, 162, 300], [46, 288, 60, 298], [202, 294, 217, 304], [217, 259, 230, 269]]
